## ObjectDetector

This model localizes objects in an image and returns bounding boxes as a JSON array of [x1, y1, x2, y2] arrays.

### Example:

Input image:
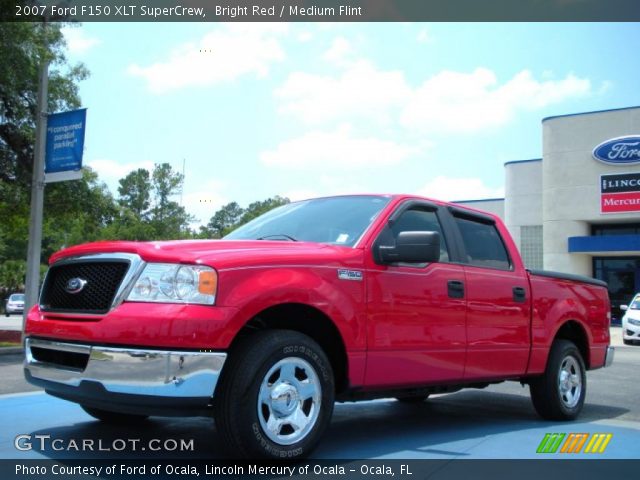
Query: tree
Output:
[[202, 201, 244, 238], [118, 168, 151, 219], [149, 163, 194, 239], [41, 167, 118, 259], [237, 196, 290, 226], [202, 196, 291, 239], [0, 22, 89, 289], [0, 22, 88, 186]]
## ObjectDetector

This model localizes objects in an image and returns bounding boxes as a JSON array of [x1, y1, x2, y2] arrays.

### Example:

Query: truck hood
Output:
[[49, 239, 361, 269]]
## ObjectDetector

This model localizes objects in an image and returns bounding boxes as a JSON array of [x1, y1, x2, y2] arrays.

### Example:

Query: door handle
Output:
[[513, 287, 526, 303], [448, 280, 465, 299]]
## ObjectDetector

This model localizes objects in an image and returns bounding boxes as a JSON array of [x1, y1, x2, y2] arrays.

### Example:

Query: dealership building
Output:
[[458, 106, 640, 315]]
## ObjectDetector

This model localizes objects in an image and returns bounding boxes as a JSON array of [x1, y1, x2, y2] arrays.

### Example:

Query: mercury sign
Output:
[[601, 172, 640, 214], [44, 108, 86, 183], [593, 136, 640, 165]]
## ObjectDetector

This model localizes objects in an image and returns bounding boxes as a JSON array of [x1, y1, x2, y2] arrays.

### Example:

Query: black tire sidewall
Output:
[[548, 341, 587, 419], [220, 331, 334, 459]]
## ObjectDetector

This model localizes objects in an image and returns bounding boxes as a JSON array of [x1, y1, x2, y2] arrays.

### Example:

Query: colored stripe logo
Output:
[[537, 433, 612, 454]]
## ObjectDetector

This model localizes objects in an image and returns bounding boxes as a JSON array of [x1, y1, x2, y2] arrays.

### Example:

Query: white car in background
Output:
[[4, 293, 24, 317], [620, 295, 640, 345]]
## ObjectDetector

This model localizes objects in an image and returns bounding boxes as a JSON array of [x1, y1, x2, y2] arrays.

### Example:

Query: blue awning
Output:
[[568, 234, 640, 253]]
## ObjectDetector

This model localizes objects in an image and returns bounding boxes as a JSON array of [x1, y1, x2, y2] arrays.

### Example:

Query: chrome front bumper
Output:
[[604, 345, 615, 367], [24, 337, 226, 414]]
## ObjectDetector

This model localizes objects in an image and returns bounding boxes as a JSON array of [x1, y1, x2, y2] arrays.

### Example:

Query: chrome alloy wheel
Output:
[[558, 355, 582, 409], [257, 357, 321, 445]]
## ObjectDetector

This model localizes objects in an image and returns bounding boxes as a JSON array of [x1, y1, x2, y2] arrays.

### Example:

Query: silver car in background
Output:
[[4, 293, 24, 317]]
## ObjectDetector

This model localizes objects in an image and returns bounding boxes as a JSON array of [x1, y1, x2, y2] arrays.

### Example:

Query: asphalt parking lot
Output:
[[0, 330, 638, 460]]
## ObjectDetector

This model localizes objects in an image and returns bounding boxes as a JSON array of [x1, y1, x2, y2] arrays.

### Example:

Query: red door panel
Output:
[[364, 263, 466, 387], [463, 266, 530, 379]]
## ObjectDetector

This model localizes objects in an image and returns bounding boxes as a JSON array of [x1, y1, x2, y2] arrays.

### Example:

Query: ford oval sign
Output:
[[593, 136, 640, 165]]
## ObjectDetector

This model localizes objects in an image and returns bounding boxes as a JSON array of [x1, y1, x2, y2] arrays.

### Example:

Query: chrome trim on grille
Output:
[[25, 337, 227, 398], [39, 253, 146, 315]]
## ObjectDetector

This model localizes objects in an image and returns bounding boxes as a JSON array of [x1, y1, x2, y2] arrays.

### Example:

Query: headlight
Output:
[[127, 263, 217, 305]]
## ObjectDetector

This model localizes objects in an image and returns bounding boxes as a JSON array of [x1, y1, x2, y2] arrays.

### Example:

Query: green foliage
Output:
[[202, 201, 244, 238], [118, 168, 150, 219], [149, 163, 194, 239], [0, 22, 88, 185], [200, 196, 290, 238], [0, 259, 26, 295]]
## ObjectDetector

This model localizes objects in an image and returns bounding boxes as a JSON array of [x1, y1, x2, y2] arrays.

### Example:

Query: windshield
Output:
[[10, 294, 24, 301], [224, 195, 391, 247], [629, 297, 640, 309]]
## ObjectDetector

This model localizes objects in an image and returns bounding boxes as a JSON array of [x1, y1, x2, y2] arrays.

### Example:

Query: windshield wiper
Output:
[[256, 234, 298, 242]]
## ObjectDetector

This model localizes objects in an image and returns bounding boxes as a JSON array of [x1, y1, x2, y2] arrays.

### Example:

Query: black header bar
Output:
[[601, 173, 640, 194], [3, 0, 640, 22]]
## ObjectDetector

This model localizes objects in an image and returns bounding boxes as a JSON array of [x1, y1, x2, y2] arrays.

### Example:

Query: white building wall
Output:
[[504, 159, 543, 255], [542, 107, 640, 275], [454, 199, 505, 220]]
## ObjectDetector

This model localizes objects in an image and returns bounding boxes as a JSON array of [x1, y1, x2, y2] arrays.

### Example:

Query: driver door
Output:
[[364, 202, 467, 388]]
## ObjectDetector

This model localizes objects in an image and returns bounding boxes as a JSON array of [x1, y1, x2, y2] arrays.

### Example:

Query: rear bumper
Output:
[[24, 337, 226, 416], [5, 305, 23, 314], [604, 345, 615, 367]]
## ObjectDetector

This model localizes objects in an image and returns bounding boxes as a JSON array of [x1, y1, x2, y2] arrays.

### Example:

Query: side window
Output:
[[454, 216, 511, 270], [386, 209, 449, 262]]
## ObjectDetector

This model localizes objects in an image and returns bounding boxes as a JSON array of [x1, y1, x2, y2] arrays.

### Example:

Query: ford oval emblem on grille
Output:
[[64, 277, 88, 294]]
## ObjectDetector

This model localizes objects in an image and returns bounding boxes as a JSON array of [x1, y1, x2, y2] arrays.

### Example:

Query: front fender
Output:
[[215, 266, 366, 351]]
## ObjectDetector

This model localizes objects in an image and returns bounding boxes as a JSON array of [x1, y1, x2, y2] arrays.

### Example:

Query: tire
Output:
[[215, 330, 335, 459], [396, 394, 430, 403], [529, 339, 586, 420], [81, 406, 148, 424]]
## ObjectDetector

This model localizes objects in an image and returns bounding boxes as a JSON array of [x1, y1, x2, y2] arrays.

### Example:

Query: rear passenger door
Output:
[[449, 208, 531, 380]]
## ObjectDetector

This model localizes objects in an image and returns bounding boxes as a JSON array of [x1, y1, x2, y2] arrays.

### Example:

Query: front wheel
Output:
[[529, 339, 586, 420], [215, 330, 335, 459]]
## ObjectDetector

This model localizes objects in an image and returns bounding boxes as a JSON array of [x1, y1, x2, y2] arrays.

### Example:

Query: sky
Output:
[[59, 22, 640, 227]]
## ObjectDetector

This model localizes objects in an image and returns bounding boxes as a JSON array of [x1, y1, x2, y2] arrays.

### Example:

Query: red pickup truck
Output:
[[24, 194, 613, 459]]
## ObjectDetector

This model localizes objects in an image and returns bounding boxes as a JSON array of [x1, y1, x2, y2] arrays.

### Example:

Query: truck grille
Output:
[[40, 261, 130, 314]]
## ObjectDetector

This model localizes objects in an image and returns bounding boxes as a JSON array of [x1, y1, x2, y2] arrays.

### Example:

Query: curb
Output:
[[0, 347, 23, 355]]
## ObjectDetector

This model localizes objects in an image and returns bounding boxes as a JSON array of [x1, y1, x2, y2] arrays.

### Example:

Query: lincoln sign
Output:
[[601, 172, 640, 213]]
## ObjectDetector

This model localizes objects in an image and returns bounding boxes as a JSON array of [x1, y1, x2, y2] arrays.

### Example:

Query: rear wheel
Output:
[[81, 406, 148, 424], [215, 330, 334, 459], [529, 339, 586, 420]]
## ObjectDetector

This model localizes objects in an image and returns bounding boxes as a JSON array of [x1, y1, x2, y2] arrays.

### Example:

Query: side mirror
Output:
[[620, 305, 629, 311], [378, 231, 440, 264]]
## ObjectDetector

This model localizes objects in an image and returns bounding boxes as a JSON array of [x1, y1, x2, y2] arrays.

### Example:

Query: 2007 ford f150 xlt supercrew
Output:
[[24, 194, 614, 459]]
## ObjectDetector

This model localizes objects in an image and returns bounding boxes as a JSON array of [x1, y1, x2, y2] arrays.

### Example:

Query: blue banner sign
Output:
[[45, 109, 87, 173], [593, 136, 640, 165]]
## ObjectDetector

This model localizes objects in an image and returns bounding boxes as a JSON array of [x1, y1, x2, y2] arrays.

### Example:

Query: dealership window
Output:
[[593, 257, 640, 321], [591, 223, 640, 236], [520, 225, 543, 269]]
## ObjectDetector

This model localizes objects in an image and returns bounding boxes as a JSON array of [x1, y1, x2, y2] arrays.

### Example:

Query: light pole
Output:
[[23, 27, 50, 333]]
